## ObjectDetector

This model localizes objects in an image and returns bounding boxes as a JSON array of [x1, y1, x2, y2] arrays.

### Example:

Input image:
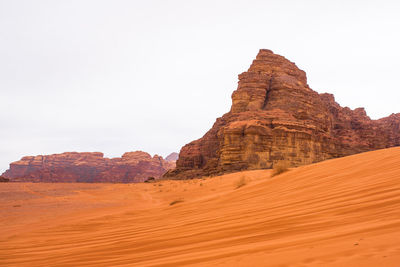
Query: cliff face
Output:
[[2, 151, 175, 183], [165, 49, 400, 179]]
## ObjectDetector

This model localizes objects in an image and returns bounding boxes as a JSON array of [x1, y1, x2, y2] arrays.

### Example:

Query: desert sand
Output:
[[1, 147, 400, 266]]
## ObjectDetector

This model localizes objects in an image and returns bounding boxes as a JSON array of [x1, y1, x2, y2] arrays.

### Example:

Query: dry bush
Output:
[[271, 162, 289, 177], [235, 176, 247, 189], [144, 177, 156, 183], [169, 199, 184, 206], [0, 176, 9, 182]]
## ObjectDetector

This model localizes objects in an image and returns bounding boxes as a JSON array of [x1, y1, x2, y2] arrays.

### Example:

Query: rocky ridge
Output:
[[165, 49, 400, 179], [2, 151, 175, 183]]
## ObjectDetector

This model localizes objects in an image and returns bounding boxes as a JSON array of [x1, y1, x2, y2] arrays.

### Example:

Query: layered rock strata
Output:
[[165, 49, 400, 179], [2, 151, 175, 183]]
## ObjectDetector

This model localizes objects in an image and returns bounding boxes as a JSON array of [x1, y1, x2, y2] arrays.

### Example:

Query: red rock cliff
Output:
[[2, 151, 175, 183], [165, 49, 400, 179]]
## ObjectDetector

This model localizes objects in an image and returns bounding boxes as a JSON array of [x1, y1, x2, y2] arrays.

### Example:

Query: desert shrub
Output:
[[169, 199, 184, 206], [271, 162, 289, 177], [235, 176, 247, 189], [0, 176, 9, 182], [144, 177, 155, 183]]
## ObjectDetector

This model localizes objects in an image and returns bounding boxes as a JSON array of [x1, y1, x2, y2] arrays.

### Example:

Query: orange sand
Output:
[[1, 147, 400, 266]]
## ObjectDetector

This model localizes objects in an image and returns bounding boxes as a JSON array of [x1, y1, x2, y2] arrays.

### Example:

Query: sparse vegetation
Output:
[[0, 176, 10, 182], [235, 176, 247, 189], [271, 162, 289, 177], [144, 177, 156, 183], [169, 199, 184, 206]]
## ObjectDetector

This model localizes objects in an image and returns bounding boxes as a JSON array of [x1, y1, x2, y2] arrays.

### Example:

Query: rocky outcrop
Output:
[[2, 151, 175, 183], [165, 152, 179, 162], [165, 49, 400, 179]]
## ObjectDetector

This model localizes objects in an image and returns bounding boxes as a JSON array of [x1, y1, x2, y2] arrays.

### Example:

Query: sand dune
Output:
[[1, 147, 400, 266]]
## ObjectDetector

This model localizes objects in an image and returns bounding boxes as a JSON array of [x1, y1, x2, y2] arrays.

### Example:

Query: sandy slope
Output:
[[1, 147, 400, 266]]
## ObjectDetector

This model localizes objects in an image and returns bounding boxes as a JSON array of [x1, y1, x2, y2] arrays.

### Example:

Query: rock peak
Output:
[[256, 49, 274, 57], [231, 49, 307, 113]]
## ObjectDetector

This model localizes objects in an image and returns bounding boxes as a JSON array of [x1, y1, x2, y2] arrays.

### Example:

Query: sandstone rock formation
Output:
[[2, 151, 175, 183], [165, 49, 400, 179], [165, 152, 179, 162]]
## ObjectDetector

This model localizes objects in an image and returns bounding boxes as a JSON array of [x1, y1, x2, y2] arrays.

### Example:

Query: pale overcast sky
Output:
[[1, 0, 399, 172]]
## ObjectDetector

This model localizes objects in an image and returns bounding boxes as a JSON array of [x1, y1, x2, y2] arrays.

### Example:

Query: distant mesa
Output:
[[165, 49, 400, 179], [165, 152, 179, 162], [2, 151, 175, 183]]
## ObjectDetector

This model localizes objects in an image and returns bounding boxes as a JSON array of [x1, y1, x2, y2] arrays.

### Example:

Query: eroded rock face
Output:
[[165, 49, 400, 179], [2, 151, 175, 183]]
